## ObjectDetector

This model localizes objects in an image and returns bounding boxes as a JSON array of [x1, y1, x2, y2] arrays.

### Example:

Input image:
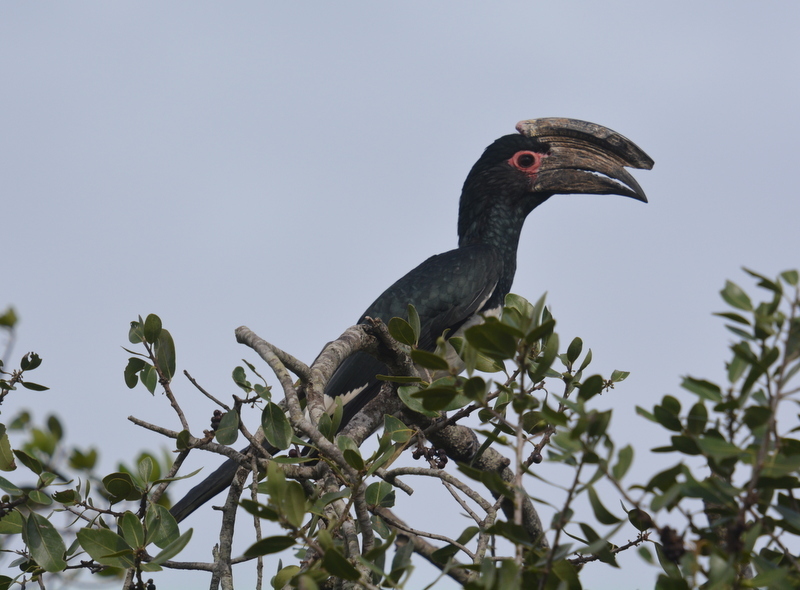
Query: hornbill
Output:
[[170, 118, 653, 522]]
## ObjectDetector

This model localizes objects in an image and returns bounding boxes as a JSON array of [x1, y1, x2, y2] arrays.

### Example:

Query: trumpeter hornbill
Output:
[[170, 118, 653, 522]]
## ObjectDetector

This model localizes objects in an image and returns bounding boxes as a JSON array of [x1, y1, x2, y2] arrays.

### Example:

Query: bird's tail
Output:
[[169, 457, 246, 523]]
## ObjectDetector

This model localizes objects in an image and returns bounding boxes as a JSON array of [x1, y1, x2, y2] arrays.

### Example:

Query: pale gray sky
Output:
[[3, 2, 800, 588]]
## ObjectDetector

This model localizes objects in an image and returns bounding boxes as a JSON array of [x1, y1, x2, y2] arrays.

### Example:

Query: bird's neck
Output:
[[457, 202, 530, 303]]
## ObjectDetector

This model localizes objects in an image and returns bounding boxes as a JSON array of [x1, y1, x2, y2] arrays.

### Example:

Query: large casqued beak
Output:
[[516, 118, 654, 202]]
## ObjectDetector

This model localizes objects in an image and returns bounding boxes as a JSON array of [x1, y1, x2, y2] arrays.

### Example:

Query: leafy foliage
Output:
[[1, 269, 799, 589]]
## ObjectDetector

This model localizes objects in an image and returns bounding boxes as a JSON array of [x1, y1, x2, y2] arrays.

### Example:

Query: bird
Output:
[[169, 118, 653, 522]]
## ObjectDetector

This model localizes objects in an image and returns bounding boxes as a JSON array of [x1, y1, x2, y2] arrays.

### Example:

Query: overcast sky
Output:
[[3, 3, 800, 589]]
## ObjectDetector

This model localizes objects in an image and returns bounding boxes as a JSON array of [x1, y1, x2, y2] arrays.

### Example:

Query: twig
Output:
[[383, 466, 493, 513], [568, 532, 650, 566], [373, 506, 475, 560], [184, 370, 230, 411]]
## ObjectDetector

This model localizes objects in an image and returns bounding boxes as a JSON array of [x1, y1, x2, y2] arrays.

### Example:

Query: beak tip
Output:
[[638, 157, 655, 171]]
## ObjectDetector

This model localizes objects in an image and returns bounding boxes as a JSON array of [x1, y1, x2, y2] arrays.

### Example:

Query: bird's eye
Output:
[[510, 151, 542, 171]]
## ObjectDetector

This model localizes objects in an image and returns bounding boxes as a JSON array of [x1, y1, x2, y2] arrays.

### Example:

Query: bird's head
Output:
[[458, 118, 653, 244]]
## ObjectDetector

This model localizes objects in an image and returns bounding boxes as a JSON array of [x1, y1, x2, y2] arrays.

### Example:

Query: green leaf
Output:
[[337, 436, 365, 471], [281, 481, 308, 528], [318, 411, 334, 441], [0, 429, 15, 471], [231, 366, 251, 391], [449, 336, 505, 374], [465, 321, 519, 361], [76, 527, 134, 568], [503, 292, 536, 330], [410, 349, 450, 371], [552, 559, 581, 589], [781, 269, 799, 286], [578, 348, 594, 373], [411, 386, 457, 411], [680, 377, 722, 402], [487, 521, 532, 547], [140, 364, 158, 394], [143, 314, 163, 344], [28, 489, 52, 506], [125, 356, 147, 389], [150, 528, 192, 565], [652, 406, 682, 432], [138, 455, 154, 484], [329, 395, 344, 439], [645, 463, 683, 493], [244, 535, 296, 557], [732, 341, 758, 364], [397, 385, 439, 417], [587, 485, 621, 524], [576, 523, 617, 566], [686, 402, 708, 435], [578, 374, 604, 402], [215, 409, 240, 445], [311, 491, 352, 515], [628, 508, 654, 532], [727, 354, 748, 383], [120, 511, 145, 548], [273, 565, 302, 589], [240, 499, 280, 521], [21, 381, 48, 391], [128, 318, 144, 344], [0, 508, 24, 534], [23, 512, 67, 572], [696, 436, 743, 460], [0, 307, 18, 328], [14, 449, 42, 474], [20, 352, 42, 371], [406, 304, 421, 343], [713, 311, 751, 325], [523, 318, 556, 345], [387, 317, 416, 346], [103, 471, 140, 503], [384, 415, 413, 443], [52, 489, 79, 504], [154, 328, 176, 381], [610, 369, 629, 383], [365, 481, 396, 508], [612, 445, 634, 480], [261, 403, 292, 450], [743, 267, 783, 293], [145, 503, 180, 548], [670, 435, 701, 455], [0, 474, 22, 495], [464, 376, 486, 400], [743, 406, 771, 430], [566, 337, 582, 364], [266, 459, 286, 498], [720, 280, 753, 311], [176, 429, 191, 450], [322, 547, 360, 581], [528, 333, 559, 383]]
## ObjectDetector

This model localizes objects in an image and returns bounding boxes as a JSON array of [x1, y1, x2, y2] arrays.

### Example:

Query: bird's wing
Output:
[[324, 244, 503, 426], [360, 244, 504, 348]]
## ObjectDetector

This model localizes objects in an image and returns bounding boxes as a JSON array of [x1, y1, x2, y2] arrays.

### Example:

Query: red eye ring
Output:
[[509, 150, 543, 171]]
